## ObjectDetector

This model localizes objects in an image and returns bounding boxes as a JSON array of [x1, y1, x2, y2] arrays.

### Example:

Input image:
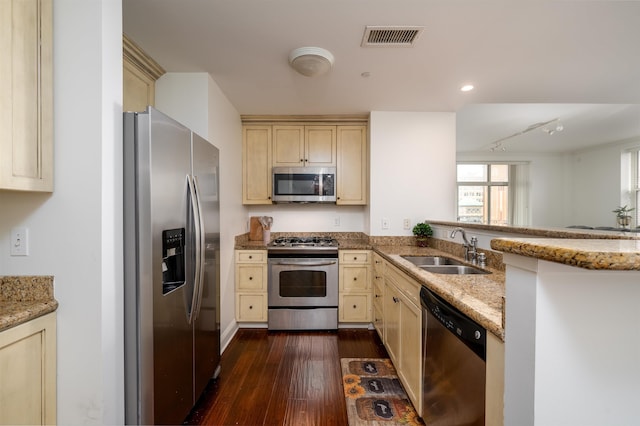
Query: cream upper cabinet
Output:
[[0, 312, 57, 425], [0, 0, 53, 192], [123, 34, 165, 113], [242, 126, 273, 204], [336, 125, 367, 205], [272, 125, 336, 167]]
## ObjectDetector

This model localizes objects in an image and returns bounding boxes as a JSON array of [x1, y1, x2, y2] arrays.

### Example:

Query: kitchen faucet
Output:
[[450, 227, 478, 264]]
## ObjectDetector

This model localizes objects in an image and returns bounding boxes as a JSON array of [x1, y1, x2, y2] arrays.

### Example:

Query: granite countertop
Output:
[[491, 238, 640, 270], [373, 246, 505, 341], [0, 276, 58, 332]]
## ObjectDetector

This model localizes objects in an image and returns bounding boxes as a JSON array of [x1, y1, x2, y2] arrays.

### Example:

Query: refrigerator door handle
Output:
[[187, 174, 202, 325], [191, 175, 206, 321]]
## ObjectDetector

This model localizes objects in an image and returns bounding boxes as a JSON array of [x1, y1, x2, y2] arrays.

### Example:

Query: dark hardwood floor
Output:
[[185, 328, 389, 426]]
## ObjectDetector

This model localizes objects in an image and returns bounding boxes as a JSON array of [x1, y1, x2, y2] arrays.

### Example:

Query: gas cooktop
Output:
[[268, 236, 339, 249]]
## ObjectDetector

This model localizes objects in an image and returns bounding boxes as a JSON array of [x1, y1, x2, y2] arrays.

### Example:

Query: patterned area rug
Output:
[[341, 358, 424, 425]]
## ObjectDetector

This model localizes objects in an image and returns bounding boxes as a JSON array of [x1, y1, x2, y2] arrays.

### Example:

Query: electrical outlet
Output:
[[334, 217, 341, 227], [10, 227, 29, 256], [382, 218, 390, 229], [403, 219, 411, 230]]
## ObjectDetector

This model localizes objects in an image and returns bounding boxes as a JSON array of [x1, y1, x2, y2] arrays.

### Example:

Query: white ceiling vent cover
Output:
[[361, 26, 424, 47]]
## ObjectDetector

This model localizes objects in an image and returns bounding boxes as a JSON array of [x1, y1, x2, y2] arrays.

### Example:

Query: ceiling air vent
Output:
[[361, 26, 424, 47]]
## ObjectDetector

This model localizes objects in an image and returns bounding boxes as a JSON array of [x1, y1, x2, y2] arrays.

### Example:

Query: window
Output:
[[631, 148, 640, 226], [456, 163, 530, 226]]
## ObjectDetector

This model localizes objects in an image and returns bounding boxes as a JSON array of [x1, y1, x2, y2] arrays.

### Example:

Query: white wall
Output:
[[156, 73, 245, 350], [570, 138, 640, 228], [368, 111, 457, 236], [0, 1, 123, 424]]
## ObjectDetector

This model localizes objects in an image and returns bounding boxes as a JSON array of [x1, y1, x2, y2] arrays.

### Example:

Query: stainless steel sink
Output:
[[419, 265, 491, 275], [401, 255, 463, 266]]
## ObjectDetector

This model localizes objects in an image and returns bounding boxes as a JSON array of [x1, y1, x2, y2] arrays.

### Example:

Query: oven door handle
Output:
[[273, 260, 338, 267]]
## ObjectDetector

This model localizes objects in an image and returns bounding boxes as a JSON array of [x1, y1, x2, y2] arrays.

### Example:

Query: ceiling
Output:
[[123, 0, 640, 153]]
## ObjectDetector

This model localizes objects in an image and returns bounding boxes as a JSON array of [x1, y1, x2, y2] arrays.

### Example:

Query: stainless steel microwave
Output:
[[272, 167, 336, 203]]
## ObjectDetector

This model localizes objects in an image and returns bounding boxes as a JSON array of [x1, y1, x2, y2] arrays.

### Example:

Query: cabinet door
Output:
[[0, 312, 56, 425], [336, 126, 367, 205], [0, 0, 53, 192], [272, 125, 304, 167], [123, 34, 165, 113], [242, 126, 272, 204], [399, 297, 422, 414], [384, 283, 401, 364], [305, 126, 336, 166]]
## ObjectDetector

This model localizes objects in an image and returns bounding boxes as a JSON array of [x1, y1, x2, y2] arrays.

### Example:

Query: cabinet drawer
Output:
[[340, 265, 370, 291], [339, 293, 371, 322], [236, 250, 266, 263], [340, 250, 370, 264], [236, 294, 267, 322], [236, 265, 266, 291]]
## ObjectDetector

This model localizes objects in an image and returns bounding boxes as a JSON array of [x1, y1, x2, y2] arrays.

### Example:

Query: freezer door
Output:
[[191, 132, 221, 401]]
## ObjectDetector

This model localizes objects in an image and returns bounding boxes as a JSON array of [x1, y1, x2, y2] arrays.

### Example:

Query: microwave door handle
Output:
[[274, 260, 337, 267]]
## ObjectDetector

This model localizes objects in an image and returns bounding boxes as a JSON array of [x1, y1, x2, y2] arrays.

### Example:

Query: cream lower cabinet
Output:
[[0, 0, 53, 192], [235, 250, 268, 322], [383, 262, 422, 417], [0, 312, 56, 425], [372, 252, 385, 340], [338, 250, 371, 323]]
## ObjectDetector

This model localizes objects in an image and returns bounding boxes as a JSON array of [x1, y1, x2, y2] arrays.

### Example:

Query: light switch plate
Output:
[[11, 227, 29, 256]]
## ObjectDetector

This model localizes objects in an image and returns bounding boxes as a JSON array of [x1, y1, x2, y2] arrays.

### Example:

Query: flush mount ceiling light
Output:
[[289, 47, 334, 77], [460, 84, 475, 92]]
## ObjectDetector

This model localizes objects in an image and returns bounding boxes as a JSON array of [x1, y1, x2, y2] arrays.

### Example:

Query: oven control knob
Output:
[[474, 330, 481, 340]]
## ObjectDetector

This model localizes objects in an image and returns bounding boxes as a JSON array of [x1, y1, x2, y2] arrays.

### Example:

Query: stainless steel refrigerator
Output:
[[123, 107, 221, 425]]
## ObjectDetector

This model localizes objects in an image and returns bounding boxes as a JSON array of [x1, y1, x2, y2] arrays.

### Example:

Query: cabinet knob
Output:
[[353, 256, 357, 260], [375, 294, 380, 298], [300, 159, 304, 162], [249, 276, 253, 280], [249, 255, 253, 259], [393, 297, 399, 303], [353, 304, 357, 309], [353, 277, 357, 281], [249, 305, 253, 309]]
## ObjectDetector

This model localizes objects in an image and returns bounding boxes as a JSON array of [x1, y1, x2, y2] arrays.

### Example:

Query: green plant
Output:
[[412, 222, 433, 238], [613, 205, 635, 218]]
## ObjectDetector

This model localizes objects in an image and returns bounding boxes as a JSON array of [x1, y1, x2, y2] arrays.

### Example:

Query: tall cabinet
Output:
[[0, 0, 53, 192], [241, 117, 368, 205]]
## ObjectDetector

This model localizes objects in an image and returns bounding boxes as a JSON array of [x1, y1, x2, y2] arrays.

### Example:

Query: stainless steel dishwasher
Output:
[[420, 286, 486, 425]]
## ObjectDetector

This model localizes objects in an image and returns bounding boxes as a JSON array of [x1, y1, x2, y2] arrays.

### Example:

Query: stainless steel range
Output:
[[267, 236, 339, 330]]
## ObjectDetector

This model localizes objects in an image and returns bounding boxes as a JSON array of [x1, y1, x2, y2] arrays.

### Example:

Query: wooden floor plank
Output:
[[186, 328, 387, 425]]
